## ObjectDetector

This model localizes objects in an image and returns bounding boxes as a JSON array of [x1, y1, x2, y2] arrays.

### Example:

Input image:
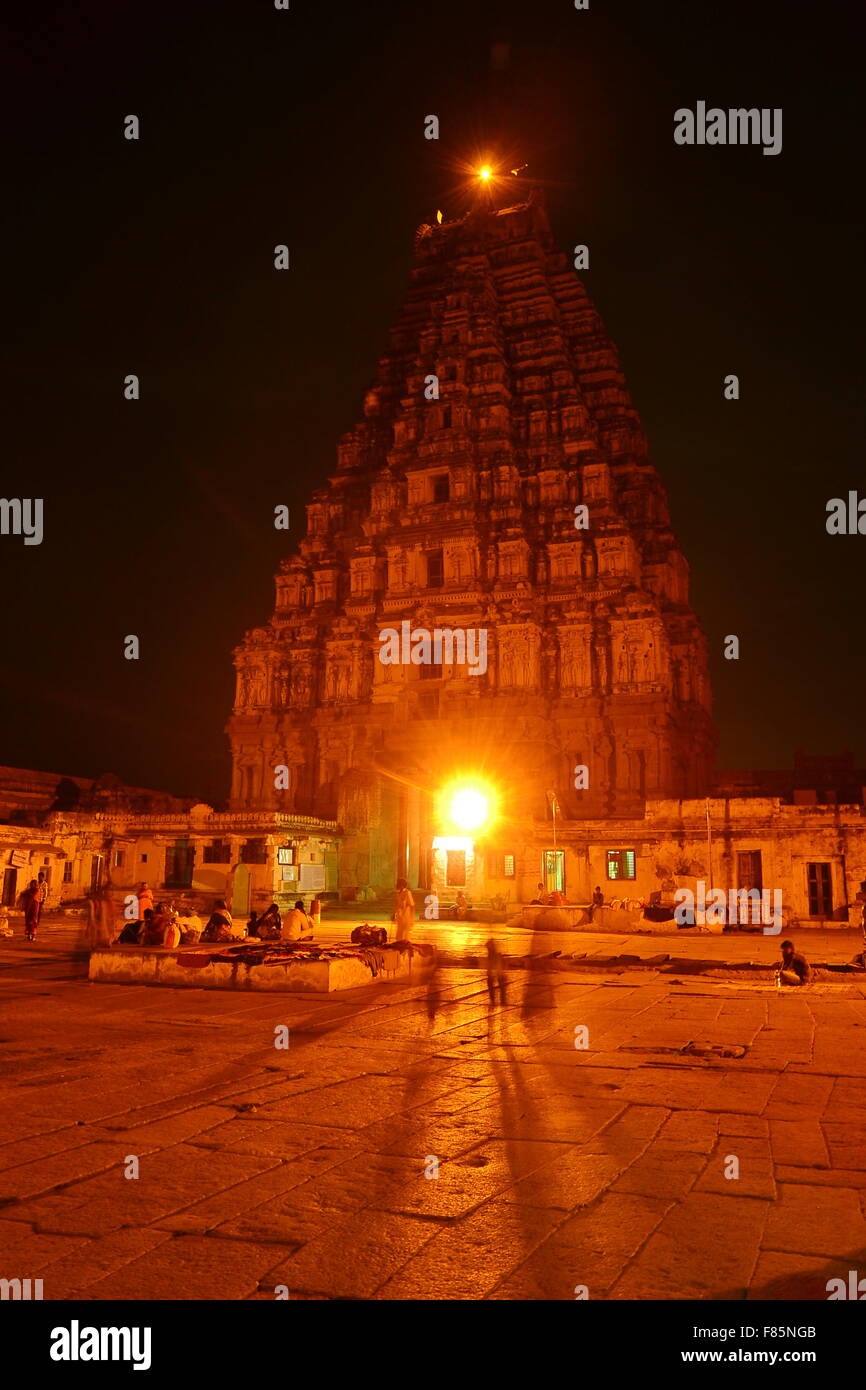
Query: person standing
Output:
[[393, 878, 415, 939], [137, 882, 155, 916], [36, 871, 49, 923], [310, 896, 322, 931], [22, 879, 40, 941]]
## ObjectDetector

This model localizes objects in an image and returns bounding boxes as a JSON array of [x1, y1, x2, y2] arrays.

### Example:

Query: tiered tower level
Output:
[[227, 190, 716, 888]]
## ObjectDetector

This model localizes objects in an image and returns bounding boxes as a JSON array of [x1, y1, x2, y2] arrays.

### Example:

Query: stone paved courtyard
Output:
[[1, 921, 865, 1301]]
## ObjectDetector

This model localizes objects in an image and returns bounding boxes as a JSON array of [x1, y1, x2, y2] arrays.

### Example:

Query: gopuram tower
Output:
[[227, 187, 716, 899]]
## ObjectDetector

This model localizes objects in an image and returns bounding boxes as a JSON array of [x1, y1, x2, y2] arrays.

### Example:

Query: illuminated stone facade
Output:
[[227, 190, 716, 896]]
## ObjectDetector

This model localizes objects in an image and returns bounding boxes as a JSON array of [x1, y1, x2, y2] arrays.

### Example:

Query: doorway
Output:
[[232, 864, 251, 916], [543, 850, 564, 894], [2, 867, 18, 907]]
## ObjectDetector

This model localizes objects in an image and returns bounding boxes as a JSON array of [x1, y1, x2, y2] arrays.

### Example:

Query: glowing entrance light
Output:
[[449, 786, 489, 833]]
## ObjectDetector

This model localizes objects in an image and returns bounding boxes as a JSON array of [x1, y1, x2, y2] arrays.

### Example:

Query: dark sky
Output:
[[3, 0, 863, 806]]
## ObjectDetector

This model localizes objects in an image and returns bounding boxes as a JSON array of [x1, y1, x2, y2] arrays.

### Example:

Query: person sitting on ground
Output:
[[162, 909, 181, 950], [140, 906, 167, 947], [454, 890, 470, 921], [257, 903, 282, 940], [778, 939, 812, 987], [247, 910, 260, 938], [530, 881, 550, 906], [117, 916, 143, 945], [283, 899, 314, 941], [201, 899, 235, 943], [176, 903, 202, 944]]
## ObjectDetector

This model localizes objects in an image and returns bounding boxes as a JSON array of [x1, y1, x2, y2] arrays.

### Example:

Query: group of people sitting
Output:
[[115, 895, 317, 948], [530, 881, 571, 907]]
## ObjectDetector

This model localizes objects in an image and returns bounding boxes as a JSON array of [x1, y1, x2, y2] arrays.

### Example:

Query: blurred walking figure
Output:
[[21, 879, 40, 941], [485, 937, 508, 1007], [425, 952, 442, 1021], [137, 882, 155, 916], [520, 945, 558, 1015], [393, 878, 415, 939], [310, 896, 322, 931], [36, 871, 49, 922], [86, 880, 115, 949]]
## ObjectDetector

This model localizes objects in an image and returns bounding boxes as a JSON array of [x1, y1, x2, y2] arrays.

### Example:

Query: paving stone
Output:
[[0, 1141, 142, 1203], [768, 1120, 830, 1168], [764, 1074, 835, 1119], [82, 1234, 286, 1300], [33, 1228, 174, 1299], [762, 1183, 866, 1257], [0, 1128, 96, 1173], [655, 1109, 718, 1153], [718, 1113, 769, 1138], [773, 1166, 866, 1188], [614, 1146, 707, 1200], [0, 1229, 89, 1275], [88, 1105, 231, 1149], [694, 1137, 777, 1199], [609, 1192, 770, 1299], [490, 1194, 671, 1299], [375, 1197, 562, 1299], [267, 1211, 435, 1298], [152, 1149, 360, 1234], [747, 1250, 857, 1301]]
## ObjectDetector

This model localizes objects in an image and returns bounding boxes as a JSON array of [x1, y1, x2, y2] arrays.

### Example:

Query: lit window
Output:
[[607, 849, 636, 880]]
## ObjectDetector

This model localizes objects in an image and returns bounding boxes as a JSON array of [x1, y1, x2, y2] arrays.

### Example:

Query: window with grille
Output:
[[736, 851, 763, 890], [807, 862, 833, 917], [607, 849, 636, 880]]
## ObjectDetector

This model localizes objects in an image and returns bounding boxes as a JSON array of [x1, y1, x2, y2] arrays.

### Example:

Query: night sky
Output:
[[3, 0, 863, 807]]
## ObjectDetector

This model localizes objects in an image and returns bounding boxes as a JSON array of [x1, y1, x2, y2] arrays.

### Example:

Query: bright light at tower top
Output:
[[478, 166, 493, 181]]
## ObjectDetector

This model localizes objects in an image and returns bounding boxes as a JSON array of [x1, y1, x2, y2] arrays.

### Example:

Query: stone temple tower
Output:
[[227, 188, 716, 895]]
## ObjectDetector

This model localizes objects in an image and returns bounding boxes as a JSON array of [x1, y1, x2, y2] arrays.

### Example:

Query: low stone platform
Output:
[[88, 940, 426, 993]]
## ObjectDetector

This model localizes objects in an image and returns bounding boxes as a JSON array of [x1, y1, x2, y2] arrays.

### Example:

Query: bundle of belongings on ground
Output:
[[350, 922, 388, 946]]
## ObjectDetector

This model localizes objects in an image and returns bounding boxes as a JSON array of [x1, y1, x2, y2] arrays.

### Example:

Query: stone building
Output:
[[0, 805, 338, 918], [227, 189, 716, 899]]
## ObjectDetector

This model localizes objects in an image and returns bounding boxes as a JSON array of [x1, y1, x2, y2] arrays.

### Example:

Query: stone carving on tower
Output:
[[226, 187, 717, 883]]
